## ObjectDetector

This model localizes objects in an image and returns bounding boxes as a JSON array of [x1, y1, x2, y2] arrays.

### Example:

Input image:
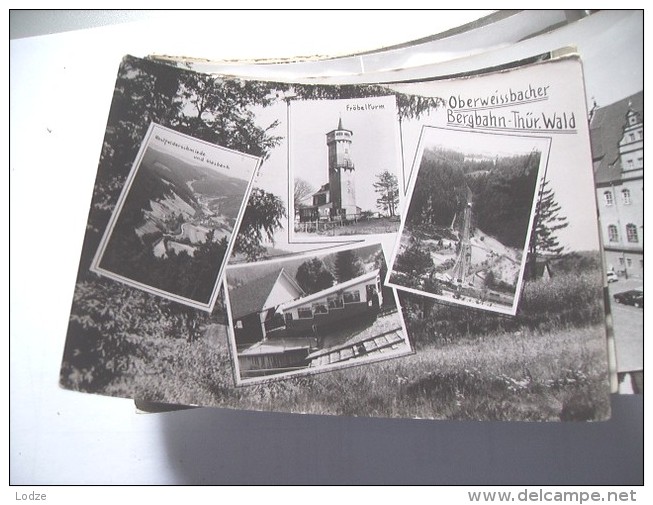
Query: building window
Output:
[[284, 313, 293, 323], [608, 225, 619, 243], [626, 223, 639, 243], [297, 307, 313, 319], [619, 257, 625, 266], [312, 302, 328, 315], [627, 258, 633, 267], [327, 295, 344, 310], [343, 290, 361, 304], [629, 133, 636, 142], [622, 189, 631, 205], [603, 190, 613, 206], [637, 156, 643, 166], [235, 320, 243, 329], [627, 159, 634, 169]]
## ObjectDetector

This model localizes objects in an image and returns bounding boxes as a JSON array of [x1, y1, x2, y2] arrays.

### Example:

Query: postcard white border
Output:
[[90, 122, 262, 312], [223, 242, 413, 386], [386, 125, 552, 316]]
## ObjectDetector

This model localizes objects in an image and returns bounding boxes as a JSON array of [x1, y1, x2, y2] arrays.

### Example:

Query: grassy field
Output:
[[126, 321, 609, 421], [81, 256, 610, 421]]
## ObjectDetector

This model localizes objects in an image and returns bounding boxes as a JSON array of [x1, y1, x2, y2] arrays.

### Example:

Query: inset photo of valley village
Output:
[[388, 127, 550, 315], [224, 243, 412, 385], [289, 95, 404, 242], [91, 123, 259, 311]]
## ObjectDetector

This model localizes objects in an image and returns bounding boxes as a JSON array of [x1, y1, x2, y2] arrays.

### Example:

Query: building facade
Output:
[[591, 92, 643, 279]]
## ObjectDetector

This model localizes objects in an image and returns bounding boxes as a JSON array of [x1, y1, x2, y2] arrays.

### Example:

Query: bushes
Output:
[[60, 277, 215, 393], [519, 271, 603, 329], [400, 269, 603, 347]]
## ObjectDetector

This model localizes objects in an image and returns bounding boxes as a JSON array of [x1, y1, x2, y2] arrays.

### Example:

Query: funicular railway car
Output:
[[231, 268, 384, 378], [277, 269, 383, 337]]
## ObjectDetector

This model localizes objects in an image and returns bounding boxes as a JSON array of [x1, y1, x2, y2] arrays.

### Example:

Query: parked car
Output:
[[606, 271, 619, 283], [613, 289, 644, 308]]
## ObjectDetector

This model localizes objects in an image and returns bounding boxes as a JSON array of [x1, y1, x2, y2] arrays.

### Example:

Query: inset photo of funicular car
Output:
[[224, 244, 412, 384]]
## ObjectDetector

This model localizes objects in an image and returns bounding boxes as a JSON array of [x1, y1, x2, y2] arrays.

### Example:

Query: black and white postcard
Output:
[[387, 127, 550, 315], [60, 54, 611, 421], [289, 95, 403, 243], [91, 123, 260, 311], [224, 242, 412, 385]]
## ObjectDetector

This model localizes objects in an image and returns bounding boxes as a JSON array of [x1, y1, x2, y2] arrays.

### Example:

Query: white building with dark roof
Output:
[[590, 91, 643, 279]]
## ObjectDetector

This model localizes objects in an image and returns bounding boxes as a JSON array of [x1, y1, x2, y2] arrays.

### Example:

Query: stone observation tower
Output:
[[326, 117, 357, 219]]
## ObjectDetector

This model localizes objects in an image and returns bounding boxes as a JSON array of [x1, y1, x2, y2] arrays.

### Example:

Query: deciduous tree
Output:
[[295, 258, 335, 294], [334, 250, 364, 283], [373, 170, 399, 217]]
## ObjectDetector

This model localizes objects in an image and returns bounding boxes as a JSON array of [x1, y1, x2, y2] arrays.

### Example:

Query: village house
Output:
[[229, 268, 305, 346]]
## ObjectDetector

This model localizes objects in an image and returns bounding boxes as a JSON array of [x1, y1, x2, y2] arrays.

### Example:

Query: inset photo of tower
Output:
[[288, 95, 403, 242]]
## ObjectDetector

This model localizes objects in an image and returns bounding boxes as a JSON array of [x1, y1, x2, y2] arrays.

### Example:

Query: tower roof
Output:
[[327, 117, 352, 137]]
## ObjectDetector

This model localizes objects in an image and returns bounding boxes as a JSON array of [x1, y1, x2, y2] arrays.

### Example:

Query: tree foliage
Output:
[[234, 188, 287, 261], [288, 84, 442, 121], [529, 178, 569, 257], [526, 178, 569, 280], [295, 258, 335, 294], [334, 250, 365, 283], [373, 170, 399, 217], [394, 242, 434, 277], [406, 147, 541, 249], [60, 278, 214, 392]]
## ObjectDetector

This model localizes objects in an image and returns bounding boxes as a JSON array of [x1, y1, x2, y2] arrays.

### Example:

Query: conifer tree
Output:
[[527, 178, 569, 278]]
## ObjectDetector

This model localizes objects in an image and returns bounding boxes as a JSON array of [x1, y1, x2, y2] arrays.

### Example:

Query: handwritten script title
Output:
[[154, 134, 231, 170], [446, 84, 577, 134]]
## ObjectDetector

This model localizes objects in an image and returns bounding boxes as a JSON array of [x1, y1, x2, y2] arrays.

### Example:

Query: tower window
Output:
[[626, 223, 639, 243], [622, 189, 631, 205], [603, 190, 613, 206], [629, 133, 636, 142], [608, 225, 619, 243]]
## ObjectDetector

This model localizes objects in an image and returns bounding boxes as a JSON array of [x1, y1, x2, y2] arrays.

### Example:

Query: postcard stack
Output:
[[59, 41, 620, 421]]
